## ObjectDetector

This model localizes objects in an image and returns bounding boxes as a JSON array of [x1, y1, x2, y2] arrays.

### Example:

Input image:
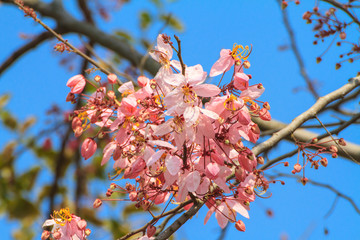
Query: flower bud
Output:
[[77, 219, 87, 230], [303, 11, 311, 20], [81, 138, 97, 160], [335, 63, 341, 70], [257, 156, 264, 165], [93, 199, 102, 208], [329, 145, 338, 153], [235, 166, 246, 182], [338, 138, 346, 146], [66, 92, 76, 103], [138, 76, 149, 87], [281, 1, 288, 10], [67, 74, 86, 94], [53, 231, 61, 239], [243, 60, 251, 69], [107, 90, 115, 99], [301, 177, 308, 186], [259, 108, 271, 121], [235, 220, 246, 232], [129, 191, 138, 201], [41, 230, 50, 240], [340, 32, 346, 40], [263, 102, 270, 110], [332, 153, 338, 158], [320, 158, 328, 167], [107, 73, 118, 84], [85, 229, 91, 236], [147, 225, 156, 237], [311, 138, 318, 143], [284, 161, 289, 167], [316, 57, 322, 63], [293, 163, 302, 173], [94, 75, 101, 82]]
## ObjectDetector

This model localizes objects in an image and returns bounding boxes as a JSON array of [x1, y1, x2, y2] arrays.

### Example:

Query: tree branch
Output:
[[253, 76, 360, 158], [155, 200, 204, 240]]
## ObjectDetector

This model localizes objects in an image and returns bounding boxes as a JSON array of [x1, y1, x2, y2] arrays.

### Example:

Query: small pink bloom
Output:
[[138, 76, 149, 87], [210, 49, 234, 77], [259, 108, 271, 121], [107, 73, 118, 84], [41, 230, 50, 240], [77, 219, 87, 230], [147, 225, 156, 238], [81, 138, 97, 160], [235, 220, 246, 232], [66, 74, 86, 94], [234, 72, 249, 91]]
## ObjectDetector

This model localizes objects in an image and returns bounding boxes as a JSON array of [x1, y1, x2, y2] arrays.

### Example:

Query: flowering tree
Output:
[[1, 0, 360, 239]]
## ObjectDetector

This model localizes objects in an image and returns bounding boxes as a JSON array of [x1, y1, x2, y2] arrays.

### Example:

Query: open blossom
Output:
[[42, 208, 90, 240], [66, 74, 86, 94], [67, 34, 274, 232], [210, 44, 251, 77]]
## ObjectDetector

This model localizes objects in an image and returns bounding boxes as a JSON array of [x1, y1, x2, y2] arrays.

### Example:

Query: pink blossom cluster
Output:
[[67, 34, 273, 231], [41, 208, 90, 240]]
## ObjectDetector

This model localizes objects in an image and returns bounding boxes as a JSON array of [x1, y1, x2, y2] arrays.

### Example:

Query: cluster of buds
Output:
[[290, 138, 346, 184], [54, 42, 71, 53], [302, 5, 360, 68], [15, 0, 37, 19], [66, 34, 276, 234]]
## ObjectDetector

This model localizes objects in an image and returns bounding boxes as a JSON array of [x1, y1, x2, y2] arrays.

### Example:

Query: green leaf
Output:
[[114, 30, 134, 43], [19, 116, 36, 133], [0, 93, 10, 109], [160, 14, 184, 32], [17, 167, 40, 191], [8, 198, 39, 219], [139, 11, 152, 30], [0, 111, 18, 130]]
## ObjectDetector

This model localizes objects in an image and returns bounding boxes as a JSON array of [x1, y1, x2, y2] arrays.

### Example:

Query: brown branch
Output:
[[174, 35, 186, 76], [155, 200, 204, 240], [321, 0, 360, 27], [2, 0, 160, 75], [0, 30, 62, 75], [118, 199, 193, 240], [252, 76, 360, 158]]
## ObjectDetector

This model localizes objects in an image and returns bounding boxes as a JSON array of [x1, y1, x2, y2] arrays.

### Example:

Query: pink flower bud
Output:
[[294, 163, 302, 173], [85, 229, 91, 236], [257, 156, 264, 165], [138, 76, 149, 87], [81, 138, 97, 160], [147, 225, 156, 237], [66, 74, 86, 94], [53, 231, 61, 239], [107, 73, 118, 84], [259, 108, 271, 121], [329, 145, 338, 153], [93, 199, 102, 208], [42, 138, 52, 151], [235, 220, 246, 232], [320, 158, 328, 167], [41, 230, 50, 240], [77, 219, 87, 230], [301, 177, 308, 186], [129, 191, 138, 201], [72, 117, 82, 131]]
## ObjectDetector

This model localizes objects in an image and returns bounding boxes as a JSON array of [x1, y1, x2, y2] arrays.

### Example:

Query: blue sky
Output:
[[1, 0, 360, 239]]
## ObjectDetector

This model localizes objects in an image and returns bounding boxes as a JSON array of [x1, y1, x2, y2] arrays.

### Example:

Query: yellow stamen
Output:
[[231, 43, 252, 61], [224, 94, 238, 111], [52, 208, 72, 226]]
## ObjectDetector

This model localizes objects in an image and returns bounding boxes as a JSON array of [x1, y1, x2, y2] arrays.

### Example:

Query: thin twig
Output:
[[14, 0, 112, 75], [278, 0, 320, 99]]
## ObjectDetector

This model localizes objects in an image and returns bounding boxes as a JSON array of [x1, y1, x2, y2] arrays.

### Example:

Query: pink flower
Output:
[[81, 138, 97, 160], [107, 73, 118, 84], [42, 208, 89, 240], [210, 44, 251, 77], [66, 74, 86, 94]]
